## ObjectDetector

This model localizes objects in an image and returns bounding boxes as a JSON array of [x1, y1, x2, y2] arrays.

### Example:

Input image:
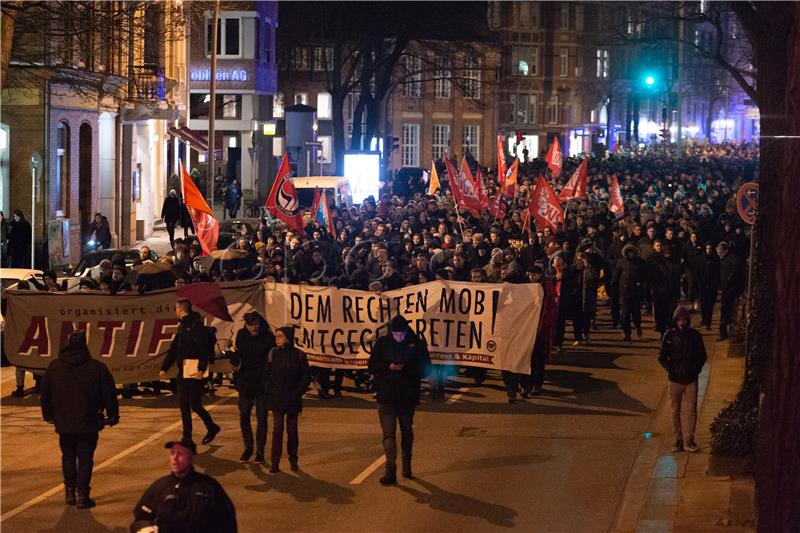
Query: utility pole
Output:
[[676, 2, 684, 156], [207, 0, 220, 209]]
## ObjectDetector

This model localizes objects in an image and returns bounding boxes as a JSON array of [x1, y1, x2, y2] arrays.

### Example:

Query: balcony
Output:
[[123, 64, 179, 121]]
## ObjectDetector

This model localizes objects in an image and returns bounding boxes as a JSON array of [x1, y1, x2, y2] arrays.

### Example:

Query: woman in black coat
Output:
[[267, 326, 311, 473]]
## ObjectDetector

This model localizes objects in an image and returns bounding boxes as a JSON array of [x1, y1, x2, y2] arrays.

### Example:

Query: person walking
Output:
[[161, 190, 181, 248], [658, 307, 707, 453], [228, 312, 275, 463], [224, 179, 242, 219], [88, 212, 112, 249], [131, 438, 237, 533], [716, 242, 745, 341], [160, 299, 221, 445], [613, 243, 646, 341], [368, 315, 430, 485], [40, 331, 119, 508], [267, 327, 311, 473], [695, 243, 720, 330], [575, 251, 599, 344], [552, 254, 583, 349], [648, 241, 683, 334]]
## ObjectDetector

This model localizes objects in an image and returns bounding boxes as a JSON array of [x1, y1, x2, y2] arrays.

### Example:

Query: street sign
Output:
[[737, 182, 758, 225], [30, 151, 42, 172]]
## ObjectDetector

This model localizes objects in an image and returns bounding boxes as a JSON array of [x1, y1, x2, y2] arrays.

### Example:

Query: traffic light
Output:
[[660, 128, 670, 142], [644, 74, 655, 87], [386, 136, 400, 152]]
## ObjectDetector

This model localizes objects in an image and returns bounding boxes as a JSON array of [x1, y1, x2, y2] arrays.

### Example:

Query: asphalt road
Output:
[[1, 311, 668, 533]]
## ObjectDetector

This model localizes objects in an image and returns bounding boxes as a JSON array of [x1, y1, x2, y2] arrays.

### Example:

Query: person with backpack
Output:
[[227, 312, 275, 463], [40, 330, 119, 509], [160, 299, 221, 446]]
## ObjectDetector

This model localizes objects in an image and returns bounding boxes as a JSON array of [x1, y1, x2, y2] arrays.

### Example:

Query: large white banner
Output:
[[265, 281, 543, 374]]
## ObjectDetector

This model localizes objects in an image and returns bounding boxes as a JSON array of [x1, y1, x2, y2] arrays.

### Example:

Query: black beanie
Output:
[[389, 315, 409, 332]]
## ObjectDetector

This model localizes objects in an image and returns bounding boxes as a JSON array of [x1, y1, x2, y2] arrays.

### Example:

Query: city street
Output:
[[1, 312, 676, 533]]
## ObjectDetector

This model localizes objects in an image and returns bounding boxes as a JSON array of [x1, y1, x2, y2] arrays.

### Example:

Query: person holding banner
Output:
[[228, 312, 275, 464], [368, 315, 431, 485], [160, 299, 221, 446]]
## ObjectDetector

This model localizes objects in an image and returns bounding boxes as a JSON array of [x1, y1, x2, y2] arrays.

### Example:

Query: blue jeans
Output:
[[59, 432, 98, 491]]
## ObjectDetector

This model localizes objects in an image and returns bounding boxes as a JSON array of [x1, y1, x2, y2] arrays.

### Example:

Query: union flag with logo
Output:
[[180, 162, 218, 255], [544, 136, 563, 177], [265, 154, 306, 233], [443, 154, 483, 218], [529, 175, 565, 232]]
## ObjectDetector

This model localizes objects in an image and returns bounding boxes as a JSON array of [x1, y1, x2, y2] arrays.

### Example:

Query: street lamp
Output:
[[644, 75, 655, 87]]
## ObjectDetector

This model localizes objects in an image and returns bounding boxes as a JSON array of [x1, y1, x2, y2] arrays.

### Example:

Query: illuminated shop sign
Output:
[[190, 68, 248, 82]]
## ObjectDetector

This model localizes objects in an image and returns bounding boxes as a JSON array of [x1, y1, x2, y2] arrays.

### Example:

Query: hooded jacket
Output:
[[368, 326, 431, 409], [41, 337, 119, 434], [612, 244, 646, 299], [658, 309, 707, 385], [229, 320, 275, 397]]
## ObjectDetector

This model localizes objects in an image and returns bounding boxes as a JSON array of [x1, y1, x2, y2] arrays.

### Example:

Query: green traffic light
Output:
[[644, 75, 655, 86]]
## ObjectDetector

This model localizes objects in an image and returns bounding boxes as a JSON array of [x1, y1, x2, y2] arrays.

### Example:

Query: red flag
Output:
[[502, 158, 519, 199], [529, 175, 565, 232], [177, 282, 233, 322], [609, 174, 624, 215], [265, 155, 306, 233], [544, 136, 563, 177], [558, 158, 589, 202], [488, 194, 507, 219], [443, 154, 482, 218], [310, 187, 321, 217], [475, 166, 489, 210], [497, 134, 507, 186], [180, 162, 218, 255]]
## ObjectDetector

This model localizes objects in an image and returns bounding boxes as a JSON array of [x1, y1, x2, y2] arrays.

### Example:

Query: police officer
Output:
[[130, 438, 237, 533], [368, 315, 430, 485], [227, 311, 275, 463], [41, 330, 119, 508]]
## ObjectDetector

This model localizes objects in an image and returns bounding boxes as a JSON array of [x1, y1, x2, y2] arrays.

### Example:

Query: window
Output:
[[517, 94, 529, 123], [313, 47, 333, 71], [432, 124, 450, 160], [292, 47, 310, 70], [273, 93, 284, 118], [434, 57, 451, 98], [273, 137, 283, 158], [529, 94, 538, 124], [575, 48, 583, 77], [464, 57, 481, 99], [559, 47, 569, 77], [403, 55, 422, 97], [575, 5, 584, 31], [512, 47, 538, 76], [294, 92, 308, 105], [206, 16, 240, 57], [402, 124, 420, 167], [547, 100, 558, 124], [190, 94, 242, 119], [510, 94, 537, 124], [596, 49, 609, 78], [560, 4, 569, 29], [531, 3, 540, 28], [462, 125, 480, 157], [317, 92, 332, 119]]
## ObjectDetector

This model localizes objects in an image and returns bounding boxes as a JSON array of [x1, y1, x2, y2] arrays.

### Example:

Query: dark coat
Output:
[[554, 266, 580, 315], [577, 265, 598, 315], [132, 469, 237, 533], [694, 252, 720, 291], [368, 329, 430, 410], [41, 344, 119, 435], [719, 253, 746, 298], [648, 253, 683, 300], [267, 346, 311, 414], [89, 217, 112, 248], [161, 196, 181, 224], [612, 245, 646, 299], [229, 325, 275, 397], [162, 312, 215, 378], [658, 326, 707, 385], [8, 217, 32, 268]]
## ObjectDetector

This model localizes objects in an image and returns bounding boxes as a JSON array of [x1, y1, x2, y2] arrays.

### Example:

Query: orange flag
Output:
[[558, 158, 588, 202], [502, 158, 519, 198], [544, 136, 563, 177], [180, 162, 218, 255], [609, 174, 624, 215], [428, 161, 441, 195], [265, 155, 306, 233], [497, 134, 507, 186]]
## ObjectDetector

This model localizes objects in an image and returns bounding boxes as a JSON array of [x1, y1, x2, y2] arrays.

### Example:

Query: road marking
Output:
[[445, 386, 471, 404], [349, 455, 386, 485], [0, 393, 234, 523]]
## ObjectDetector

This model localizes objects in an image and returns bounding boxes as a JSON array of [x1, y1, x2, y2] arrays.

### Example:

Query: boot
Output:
[[239, 448, 253, 462], [77, 488, 96, 509], [380, 464, 397, 485], [65, 486, 77, 506], [402, 456, 413, 479], [11, 386, 25, 398]]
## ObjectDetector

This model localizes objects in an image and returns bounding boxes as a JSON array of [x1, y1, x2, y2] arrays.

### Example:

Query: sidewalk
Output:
[[135, 220, 172, 257], [614, 332, 756, 532]]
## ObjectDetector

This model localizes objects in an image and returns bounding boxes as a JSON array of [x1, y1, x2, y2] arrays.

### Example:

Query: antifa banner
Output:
[[265, 281, 543, 374], [4, 281, 265, 383]]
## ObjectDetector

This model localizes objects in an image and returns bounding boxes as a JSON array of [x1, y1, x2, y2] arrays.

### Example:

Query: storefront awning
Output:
[[168, 127, 208, 152]]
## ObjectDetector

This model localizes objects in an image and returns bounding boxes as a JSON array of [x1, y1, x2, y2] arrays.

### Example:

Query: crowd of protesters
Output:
[[8, 141, 753, 402]]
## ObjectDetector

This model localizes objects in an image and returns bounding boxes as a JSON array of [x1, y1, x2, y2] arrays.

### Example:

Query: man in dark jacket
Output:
[[131, 438, 237, 533], [717, 242, 746, 341], [368, 315, 431, 485], [41, 331, 119, 508], [658, 307, 707, 453], [88, 212, 112, 249], [228, 312, 275, 463], [161, 190, 181, 248], [613, 243, 646, 341], [160, 299, 221, 445], [648, 241, 684, 334]]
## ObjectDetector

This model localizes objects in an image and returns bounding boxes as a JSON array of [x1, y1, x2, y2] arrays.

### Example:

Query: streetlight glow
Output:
[[644, 75, 655, 86]]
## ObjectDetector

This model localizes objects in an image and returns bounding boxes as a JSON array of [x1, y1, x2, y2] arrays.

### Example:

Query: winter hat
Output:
[[389, 315, 409, 332], [277, 326, 296, 343]]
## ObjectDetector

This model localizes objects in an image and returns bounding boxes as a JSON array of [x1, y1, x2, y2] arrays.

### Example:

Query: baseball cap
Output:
[[165, 438, 197, 454]]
